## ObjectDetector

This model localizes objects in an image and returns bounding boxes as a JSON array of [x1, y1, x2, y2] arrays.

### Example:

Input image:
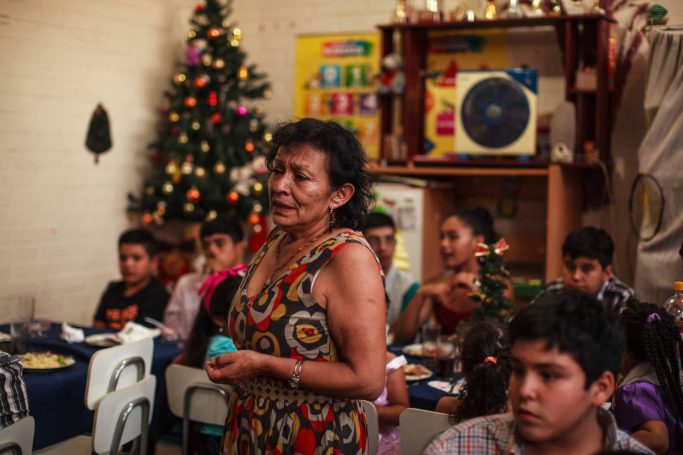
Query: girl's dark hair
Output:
[[620, 301, 683, 442], [267, 118, 373, 229], [181, 275, 242, 368], [454, 321, 510, 422], [447, 207, 498, 244]]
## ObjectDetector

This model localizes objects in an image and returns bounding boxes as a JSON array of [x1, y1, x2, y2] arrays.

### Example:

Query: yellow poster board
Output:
[[424, 29, 508, 156], [294, 33, 381, 160]]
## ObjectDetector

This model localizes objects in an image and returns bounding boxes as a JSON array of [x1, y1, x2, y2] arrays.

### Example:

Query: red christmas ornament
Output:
[[193, 76, 208, 89], [244, 140, 255, 153], [141, 212, 154, 225], [247, 213, 260, 225], [194, 4, 205, 12], [186, 187, 201, 202], [210, 112, 222, 124], [248, 215, 268, 253], [226, 191, 239, 204], [208, 91, 218, 107], [184, 96, 197, 108], [207, 27, 220, 39], [183, 154, 193, 163]]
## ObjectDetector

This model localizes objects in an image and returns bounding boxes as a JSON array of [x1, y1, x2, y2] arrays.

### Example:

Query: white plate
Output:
[[18, 352, 75, 372], [403, 364, 433, 382], [85, 334, 121, 348], [402, 343, 423, 357]]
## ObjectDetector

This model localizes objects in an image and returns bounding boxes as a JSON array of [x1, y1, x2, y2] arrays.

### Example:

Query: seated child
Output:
[[93, 228, 169, 330], [175, 265, 245, 455], [435, 321, 510, 422], [426, 290, 652, 455], [535, 226, 635, 313], [616, 302, 683, 454], [373, 352, 409, 455]]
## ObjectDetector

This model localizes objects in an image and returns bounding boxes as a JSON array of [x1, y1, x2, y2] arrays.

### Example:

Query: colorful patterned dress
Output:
[[222, 229, 380, 455]]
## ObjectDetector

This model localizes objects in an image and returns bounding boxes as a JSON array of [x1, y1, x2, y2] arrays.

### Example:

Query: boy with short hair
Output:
[[426, 290, 652, 454], [163, 216, 245, 340], [361, 212, 419, 327], [536, 226, 635, 313], [93, 228, 169, 330]]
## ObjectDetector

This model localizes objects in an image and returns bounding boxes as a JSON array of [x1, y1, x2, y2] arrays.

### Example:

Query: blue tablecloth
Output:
[[388, 344, 461, 411], [13, 323, 181, 450]]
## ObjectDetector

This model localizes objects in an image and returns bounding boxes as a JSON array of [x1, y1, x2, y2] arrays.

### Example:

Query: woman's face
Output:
[[439, 216, 482, 270], [268, 145, 337, 231]]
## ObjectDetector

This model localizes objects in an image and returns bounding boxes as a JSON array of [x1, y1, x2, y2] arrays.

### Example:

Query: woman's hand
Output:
[[205, 350, 265, 385], [449, 272, 479, 293]]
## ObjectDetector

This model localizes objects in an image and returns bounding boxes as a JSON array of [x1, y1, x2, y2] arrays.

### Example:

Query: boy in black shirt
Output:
[[93, 228, 169, 330]]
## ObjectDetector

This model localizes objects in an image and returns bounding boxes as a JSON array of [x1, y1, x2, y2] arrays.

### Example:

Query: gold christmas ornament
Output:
[[249, 119, 259, 132], [214, 162, 226, 174], [213, 58, 225, 69], [173, 73, 187, 84], [191, 121, 200, 131], [157, 200, 167, 210], [206, 210, 218, 221], [178, 133, 189, 144], [183, 202, 195, 213], [254, 105, 264, 115], [162, 182, 174, 193], [165, 161, 178, 175], [264, 89, 272, 99], [253, 224, 263, 233], [181, 161, 193, 174], [200, 140, 210, 152], [229, 38, 240, 47], [188, 30, 197, 39], [169, 112, 180, 122], [145, 186, 155, 196], [232, 27, 242, 38], [194, 166, 206, 177], [153, 212, 164, 225], [253, 202, 263, 213], [202, 54, 212, 66], [264, 131, 273, 142], [126, 209, 137, 221], [238, 66, 249, 81], [253, 182, 264, 195]]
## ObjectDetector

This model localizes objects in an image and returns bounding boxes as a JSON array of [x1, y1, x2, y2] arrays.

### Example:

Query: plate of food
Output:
[[402, 343, 437, 358], [18, 352, 75, 372], [84, 333, 121, 348], [403, 363, 433, 382]]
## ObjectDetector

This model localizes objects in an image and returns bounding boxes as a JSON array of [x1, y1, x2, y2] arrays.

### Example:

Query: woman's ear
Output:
[[330, 183, 355, 210]]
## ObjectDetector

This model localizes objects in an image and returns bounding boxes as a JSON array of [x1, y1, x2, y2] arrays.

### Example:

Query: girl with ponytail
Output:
[[617, 301, 683, 454], [436, 321, 510, 421]]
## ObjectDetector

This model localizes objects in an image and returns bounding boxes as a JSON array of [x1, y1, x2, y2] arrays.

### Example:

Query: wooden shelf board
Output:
[[377, 14, 611, 32], [369, 164, 549, 177]]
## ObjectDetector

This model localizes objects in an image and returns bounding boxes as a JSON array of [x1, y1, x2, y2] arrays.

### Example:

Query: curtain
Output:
[[634, 28, 683, 304]]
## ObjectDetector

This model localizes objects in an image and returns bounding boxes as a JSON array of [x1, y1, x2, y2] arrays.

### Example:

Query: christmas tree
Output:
[[129, 0, 271, 229], [469, 239, 513, 324]]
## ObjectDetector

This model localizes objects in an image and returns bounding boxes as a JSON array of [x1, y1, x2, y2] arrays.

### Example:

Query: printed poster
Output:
[[294, 33, 381, 160]]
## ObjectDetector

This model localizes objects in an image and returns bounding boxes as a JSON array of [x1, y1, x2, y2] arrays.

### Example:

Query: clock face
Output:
[[551, 142, 573, 163]]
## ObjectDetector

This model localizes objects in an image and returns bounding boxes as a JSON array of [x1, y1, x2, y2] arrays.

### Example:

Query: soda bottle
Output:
[[662, 281, 683, 333]]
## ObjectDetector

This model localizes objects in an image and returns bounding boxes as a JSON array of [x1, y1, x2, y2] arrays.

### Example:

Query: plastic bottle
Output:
[[662, 281, 683, 333]]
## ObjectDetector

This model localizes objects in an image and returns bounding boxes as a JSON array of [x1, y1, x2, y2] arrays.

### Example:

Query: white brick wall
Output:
[[1, 0, 682, 324]]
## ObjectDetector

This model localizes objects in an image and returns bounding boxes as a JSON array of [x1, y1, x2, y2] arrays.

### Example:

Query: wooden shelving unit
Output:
[[372, 15, 613, 281]]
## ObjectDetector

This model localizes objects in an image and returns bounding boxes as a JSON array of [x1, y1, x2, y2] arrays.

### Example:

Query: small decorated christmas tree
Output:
[[469, 239, 513, 324], [129, 0, 271, 230]]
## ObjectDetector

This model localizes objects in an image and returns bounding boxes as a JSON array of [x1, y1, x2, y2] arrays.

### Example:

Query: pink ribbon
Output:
[[198, 264, 248, 313]]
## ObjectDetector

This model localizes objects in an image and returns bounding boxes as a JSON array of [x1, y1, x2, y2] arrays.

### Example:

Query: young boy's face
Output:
[[509, 339, 614, 449], [561, 255, 612, 296], [119, 243, 157, 288], [364, 226, 396, 273], [202, 233, 242, 272]]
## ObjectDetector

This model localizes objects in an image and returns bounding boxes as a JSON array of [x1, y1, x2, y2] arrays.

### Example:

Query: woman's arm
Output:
[[391, 280, 451, 343], [631, 420, 669, 454], [206, 243, 387, 400]]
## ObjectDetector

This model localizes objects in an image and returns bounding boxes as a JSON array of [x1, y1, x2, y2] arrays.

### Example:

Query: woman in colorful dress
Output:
[[206, 118, 386, 455]]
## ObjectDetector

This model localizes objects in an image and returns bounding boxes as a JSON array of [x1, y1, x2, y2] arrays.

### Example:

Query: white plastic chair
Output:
[[399, 408, 451, 455], [35, 338, 155, 454], [165, 365, 232, 455], [0, 416, 34, 455], [359, 400, 378, 455]]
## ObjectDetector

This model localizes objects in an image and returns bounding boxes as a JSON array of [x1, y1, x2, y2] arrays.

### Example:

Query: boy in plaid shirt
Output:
[[426, 290, 651, 455]]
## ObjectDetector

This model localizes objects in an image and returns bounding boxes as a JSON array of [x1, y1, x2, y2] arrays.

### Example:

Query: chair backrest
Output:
[[165, 364, 231, 426], [359, 400, 378, 455], [85, 337, 153, 410], [399, 408, 451, 455], [0, 416, 34, 455], [91, 375, 156, 455]]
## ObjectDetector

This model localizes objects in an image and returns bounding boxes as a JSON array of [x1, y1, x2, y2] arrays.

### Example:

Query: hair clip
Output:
[[483, 356, 497, 364], [646, 313, 661, 324]]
